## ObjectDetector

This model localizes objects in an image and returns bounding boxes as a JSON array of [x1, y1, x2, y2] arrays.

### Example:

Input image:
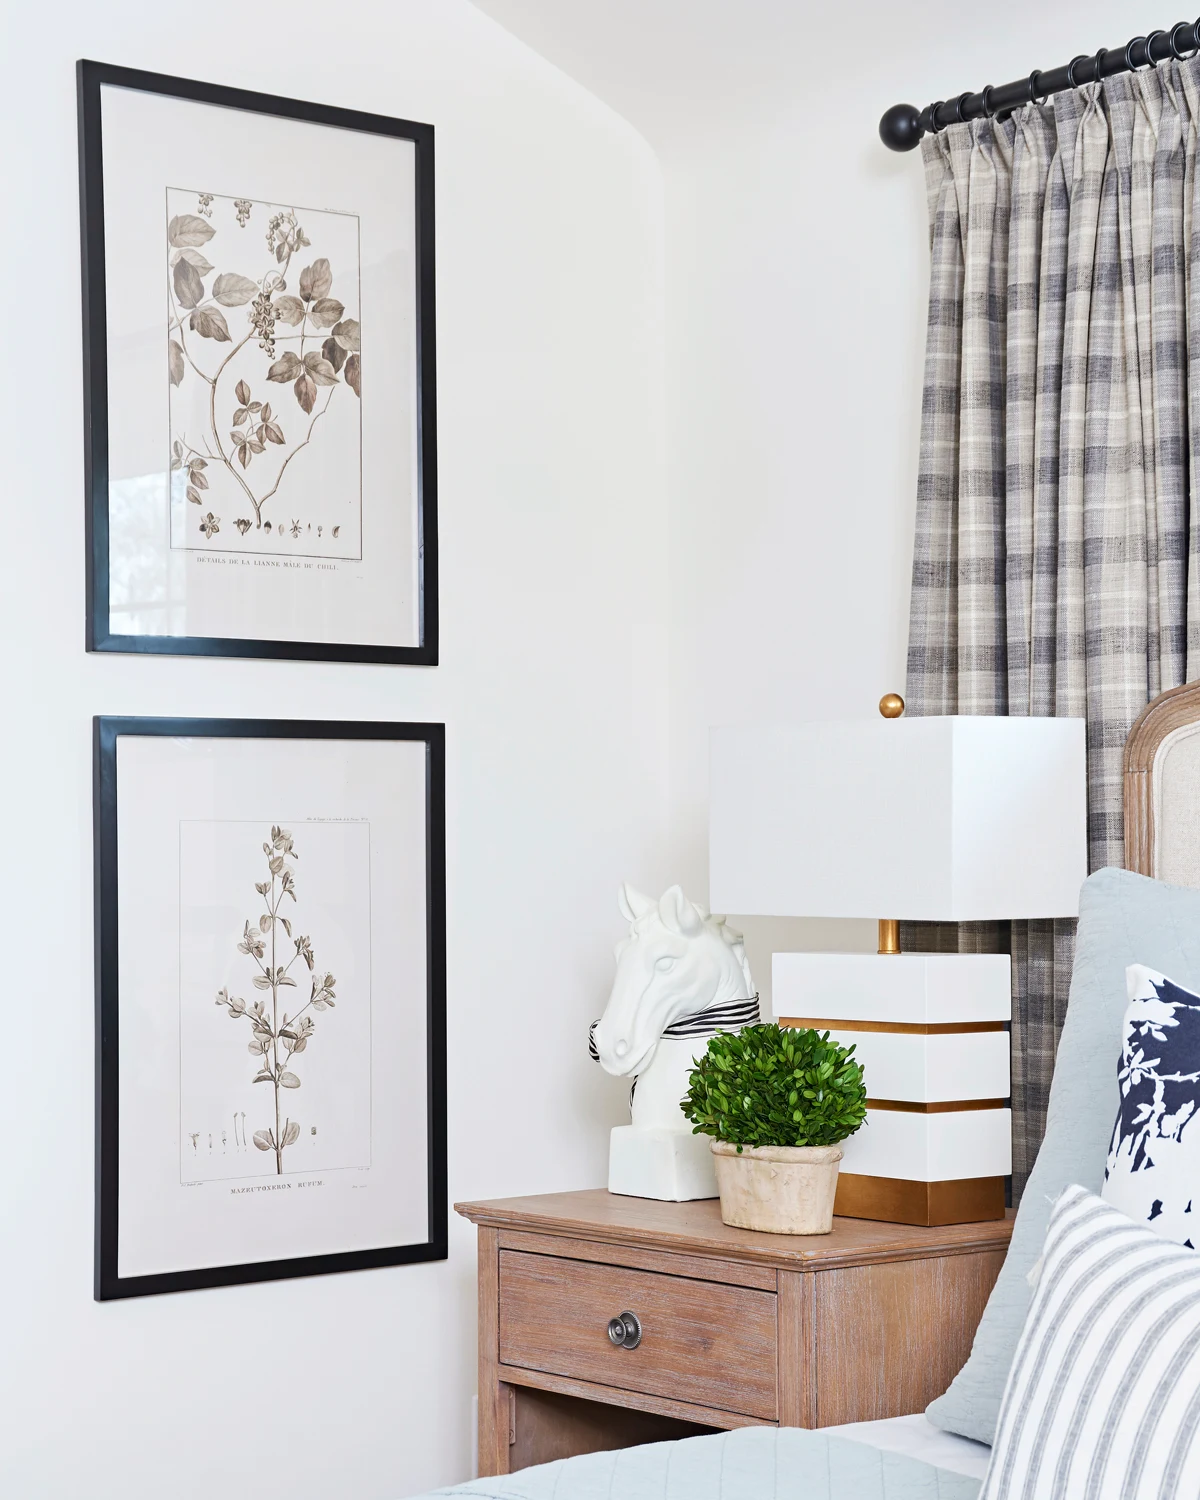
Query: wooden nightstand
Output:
[[457, 1189, 1013, 1476]]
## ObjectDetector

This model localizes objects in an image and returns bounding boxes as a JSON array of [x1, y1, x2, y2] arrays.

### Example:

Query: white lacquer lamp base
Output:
[[607, 1125, 718, 1202], [774, 951, 1013, 1225]]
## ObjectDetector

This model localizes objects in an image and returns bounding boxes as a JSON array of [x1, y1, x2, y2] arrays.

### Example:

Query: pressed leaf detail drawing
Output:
[[167, 191, 361, 537], [214, 826, 338, 1174]]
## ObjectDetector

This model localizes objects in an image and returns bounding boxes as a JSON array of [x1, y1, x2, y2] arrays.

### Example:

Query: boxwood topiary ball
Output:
[[682, 1022, 867, 1151]]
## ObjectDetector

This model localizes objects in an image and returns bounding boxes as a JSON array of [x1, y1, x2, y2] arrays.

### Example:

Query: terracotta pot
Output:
[[710, 1140, 843, 1234]]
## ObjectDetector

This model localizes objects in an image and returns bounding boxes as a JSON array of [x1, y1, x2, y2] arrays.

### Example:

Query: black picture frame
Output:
[[94, 716, 447, 1300], [78, 60, 438, 665]]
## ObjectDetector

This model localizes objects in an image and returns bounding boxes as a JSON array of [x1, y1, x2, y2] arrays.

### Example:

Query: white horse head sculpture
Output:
[[592, 884, 757, 1132]]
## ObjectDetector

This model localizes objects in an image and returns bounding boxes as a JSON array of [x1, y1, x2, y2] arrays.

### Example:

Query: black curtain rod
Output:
[[880, 20, 1200, 151]]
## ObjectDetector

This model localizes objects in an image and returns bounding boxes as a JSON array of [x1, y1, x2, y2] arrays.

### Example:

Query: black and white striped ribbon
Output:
[[588, 995, 760, 1062], [662, 994, 761, 1040]]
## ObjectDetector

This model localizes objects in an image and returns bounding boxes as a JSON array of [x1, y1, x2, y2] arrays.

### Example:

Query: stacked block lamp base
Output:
[[774, 951, 1011, 1227]]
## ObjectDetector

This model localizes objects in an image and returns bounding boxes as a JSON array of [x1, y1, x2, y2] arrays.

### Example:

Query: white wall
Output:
[[662, 116, 927, 982], [0, 3, 668, 1495]]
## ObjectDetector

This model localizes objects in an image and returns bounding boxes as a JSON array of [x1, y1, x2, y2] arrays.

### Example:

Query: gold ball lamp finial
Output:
[[879, 692, 905, 720]]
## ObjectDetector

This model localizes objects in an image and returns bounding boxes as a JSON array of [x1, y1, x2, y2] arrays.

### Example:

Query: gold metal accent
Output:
[[871, 698, 904, 950], [834, 1173, 1007, 1226], [872, 697, 904, 952], [780, 1017, 1007, 1035], [865, 1098, 1009, 1114]]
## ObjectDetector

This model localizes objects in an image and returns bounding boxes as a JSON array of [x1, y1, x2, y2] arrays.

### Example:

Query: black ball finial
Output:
[[879, 102, 923, 152]]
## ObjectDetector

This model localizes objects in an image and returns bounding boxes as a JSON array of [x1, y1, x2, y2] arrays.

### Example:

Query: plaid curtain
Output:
[[906, 62, 1200, 1196]]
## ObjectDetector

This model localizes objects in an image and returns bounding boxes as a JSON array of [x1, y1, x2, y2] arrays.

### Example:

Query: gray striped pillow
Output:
[[980, 1185, 1200, 1499]]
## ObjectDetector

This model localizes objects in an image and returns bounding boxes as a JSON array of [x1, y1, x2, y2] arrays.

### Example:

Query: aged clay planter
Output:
[[711, 1141, 843, 1234]]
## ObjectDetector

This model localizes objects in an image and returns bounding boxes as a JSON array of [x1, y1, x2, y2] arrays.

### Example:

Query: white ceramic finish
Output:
[[839, 1107, 1013, 1181], [594, 883, 755, 1199], [772, 951, 1012, 1025], [817, 1029, 1010, 1103], [710, 716, 1087, 921], [711, 1140, 843, 1234], [608, 1124, 717, 1200]]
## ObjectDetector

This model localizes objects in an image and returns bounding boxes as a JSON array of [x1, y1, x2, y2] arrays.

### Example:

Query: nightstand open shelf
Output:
[[457, 1189, 1013, 1475]]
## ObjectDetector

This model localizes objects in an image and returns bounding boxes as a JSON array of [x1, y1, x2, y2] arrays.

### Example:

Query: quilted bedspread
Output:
[[416, 1427, 981, 1500]]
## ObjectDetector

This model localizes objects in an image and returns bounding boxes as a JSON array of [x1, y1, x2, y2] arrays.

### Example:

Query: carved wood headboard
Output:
[[1124, 680, 1200, 886]]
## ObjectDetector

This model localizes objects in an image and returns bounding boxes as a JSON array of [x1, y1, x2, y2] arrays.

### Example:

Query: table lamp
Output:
[[708, 697, 1088, 1225]]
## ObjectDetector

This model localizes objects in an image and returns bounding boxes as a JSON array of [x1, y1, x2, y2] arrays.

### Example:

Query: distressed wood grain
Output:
[[812, 1249, 1007, 1426], [497, 1227, 776, 1291], [1124, 679, 1200, 877], [465, 1191, 1013, 1466], [499, 1248, 778, 1420], [776, 1269, 816, 1427], [458, 1189, 1013, 1271], [476, 1226, 513, 1477]]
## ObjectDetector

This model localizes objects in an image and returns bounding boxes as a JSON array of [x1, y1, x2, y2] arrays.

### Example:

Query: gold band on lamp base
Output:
[[835, 1173, 1007, 1227]]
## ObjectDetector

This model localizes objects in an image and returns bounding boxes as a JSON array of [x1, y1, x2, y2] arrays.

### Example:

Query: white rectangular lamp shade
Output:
[[710, 716, 1087, 922]]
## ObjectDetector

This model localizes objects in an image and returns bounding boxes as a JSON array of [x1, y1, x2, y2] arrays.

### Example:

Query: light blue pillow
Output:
[[926, 867, 1200, 1445]]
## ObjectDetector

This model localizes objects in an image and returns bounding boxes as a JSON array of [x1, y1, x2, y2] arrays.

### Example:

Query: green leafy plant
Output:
[[681, 1023, 867, 1150]]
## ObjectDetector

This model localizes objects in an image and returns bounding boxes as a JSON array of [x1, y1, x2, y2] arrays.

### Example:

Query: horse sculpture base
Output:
[[608, 1125, 718, 1202]]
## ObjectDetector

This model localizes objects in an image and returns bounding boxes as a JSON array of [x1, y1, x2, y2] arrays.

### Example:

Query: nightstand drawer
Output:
[[497, 1248, 778, 1420]]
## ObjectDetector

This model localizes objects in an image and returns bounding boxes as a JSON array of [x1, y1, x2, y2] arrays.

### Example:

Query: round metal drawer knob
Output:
[[606, 1310, 642, 1349]]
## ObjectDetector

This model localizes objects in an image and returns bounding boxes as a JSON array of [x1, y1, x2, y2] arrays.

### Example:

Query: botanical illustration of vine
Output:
[[214, 826, 338, 1174], [167, 191, 360, 542]]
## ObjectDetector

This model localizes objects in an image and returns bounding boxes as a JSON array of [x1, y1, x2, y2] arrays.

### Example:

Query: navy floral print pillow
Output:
[[1104, 964, 1200, 1247]]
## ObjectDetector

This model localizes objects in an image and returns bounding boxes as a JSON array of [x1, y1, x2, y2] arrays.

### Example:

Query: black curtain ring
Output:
[[1067, 54, 1088, 88], [981, 84, 997, 118], [1029, 69, 1048, 105], [1170, 22, 1197, 58], [1093, 47, 1109, 82], [1125, 36, 1148, 71], [1143, 29, 1167, 66], [927, 100, 946, 132], [952, 90, 973, 123]]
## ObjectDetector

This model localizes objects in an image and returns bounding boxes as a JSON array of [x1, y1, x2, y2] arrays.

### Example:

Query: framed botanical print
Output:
[[94, 717, 447, 1299], [78, 61, 437, 665]]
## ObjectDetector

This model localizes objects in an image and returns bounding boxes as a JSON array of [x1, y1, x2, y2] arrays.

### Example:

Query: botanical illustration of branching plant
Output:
[[213, 826, 338, 1175], [167, 190, 361, 544]]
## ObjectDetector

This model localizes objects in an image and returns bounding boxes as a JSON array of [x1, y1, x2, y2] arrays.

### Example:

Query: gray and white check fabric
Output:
[[905, 63, 1200, 1193], [980, 1185, 1200, 1499]]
